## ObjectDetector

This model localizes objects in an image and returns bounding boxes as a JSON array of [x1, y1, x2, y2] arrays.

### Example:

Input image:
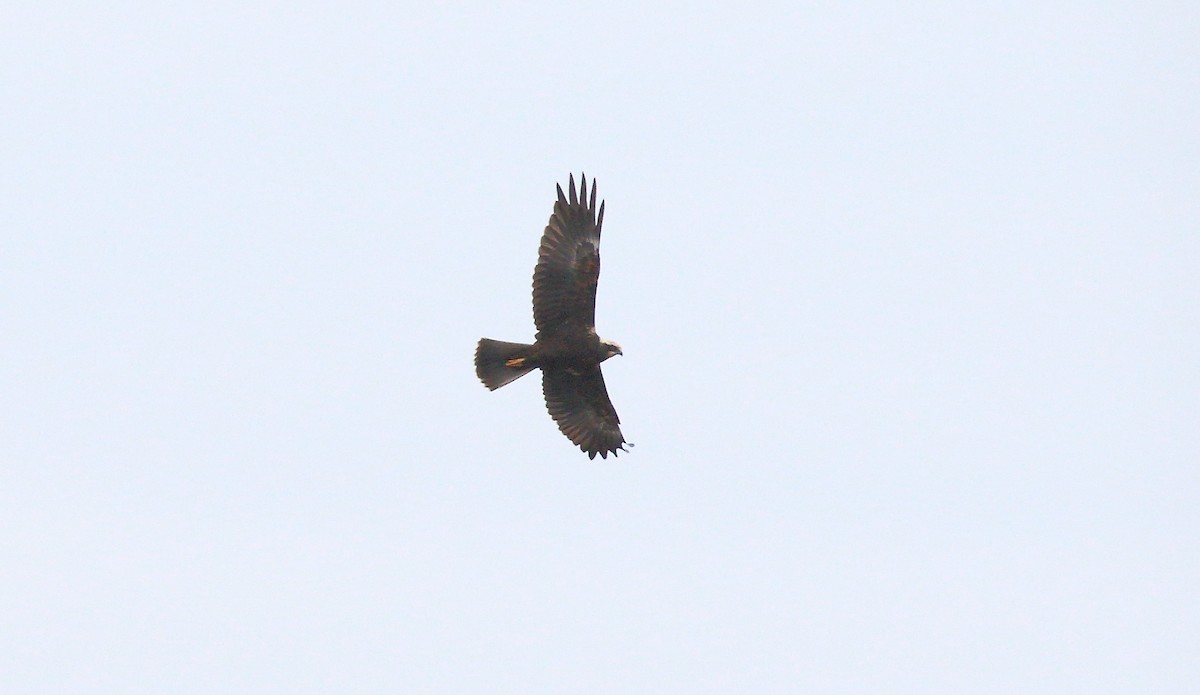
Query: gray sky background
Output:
[[3, 2, 1197, 693]]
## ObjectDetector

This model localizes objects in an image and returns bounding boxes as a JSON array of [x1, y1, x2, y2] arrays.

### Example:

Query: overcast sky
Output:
[[3, 2, 1197, 693]]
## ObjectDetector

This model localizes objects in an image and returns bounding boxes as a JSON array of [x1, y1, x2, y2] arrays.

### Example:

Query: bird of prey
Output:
[[475, 173, 629, 459]]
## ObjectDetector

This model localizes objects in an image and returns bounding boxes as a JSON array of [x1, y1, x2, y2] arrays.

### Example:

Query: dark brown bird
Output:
[[475, 174, 629, 459]]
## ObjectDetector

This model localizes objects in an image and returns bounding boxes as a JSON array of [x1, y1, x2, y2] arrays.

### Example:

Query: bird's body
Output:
[[474, 174, 629, 459]]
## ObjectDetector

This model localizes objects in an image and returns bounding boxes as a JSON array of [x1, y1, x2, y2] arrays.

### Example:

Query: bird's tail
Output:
[[475, 338, 536, 390]]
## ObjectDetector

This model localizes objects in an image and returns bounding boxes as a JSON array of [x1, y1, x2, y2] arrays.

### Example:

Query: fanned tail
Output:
[[475, 339, 535, 390]]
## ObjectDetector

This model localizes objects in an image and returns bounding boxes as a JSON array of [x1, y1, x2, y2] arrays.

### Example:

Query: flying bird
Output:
[[475, 174, 630, 459]]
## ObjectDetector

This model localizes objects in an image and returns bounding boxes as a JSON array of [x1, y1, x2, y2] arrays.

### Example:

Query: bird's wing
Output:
[[532, 173, 604, 337], [542, 366, 628, 460]]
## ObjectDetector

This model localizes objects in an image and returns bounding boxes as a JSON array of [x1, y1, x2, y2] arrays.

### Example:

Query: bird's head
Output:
[[602, 339, 623, 359]]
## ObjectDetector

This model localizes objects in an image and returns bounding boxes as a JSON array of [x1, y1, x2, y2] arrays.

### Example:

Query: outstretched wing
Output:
[[532, 173, 605, 338], [542, 366, 628, 460]]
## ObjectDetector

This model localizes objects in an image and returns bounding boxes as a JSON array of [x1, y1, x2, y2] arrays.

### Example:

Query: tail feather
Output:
[[475, 338, 535, 390]]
